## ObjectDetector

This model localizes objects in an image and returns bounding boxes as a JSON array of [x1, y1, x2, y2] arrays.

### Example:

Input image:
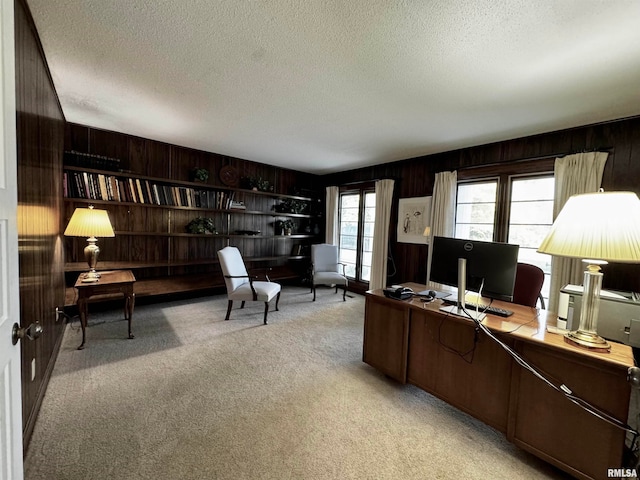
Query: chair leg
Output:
[[225, 300, 233, 320], [335, 285, 338, 293], [343, 286, 347, 301], [263, 302, 269, 325], [275, 291, 280, 311], [313, 286, 316, 301], [240, 301, 245, 309]]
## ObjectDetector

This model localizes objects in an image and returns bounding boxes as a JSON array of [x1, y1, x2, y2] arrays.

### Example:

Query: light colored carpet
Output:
[[25, 286, 571, 480]]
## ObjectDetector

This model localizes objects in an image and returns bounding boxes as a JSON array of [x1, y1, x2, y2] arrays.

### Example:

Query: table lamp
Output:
[[64, 205, 115, 282], [537, 191, 640, 351]]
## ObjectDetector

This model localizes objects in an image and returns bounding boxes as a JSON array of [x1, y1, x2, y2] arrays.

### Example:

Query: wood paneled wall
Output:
[[323, 117, 640, 293], [63, 123, 323, 289], [65, 123, 319, 196], [15, 0, 66, 450]]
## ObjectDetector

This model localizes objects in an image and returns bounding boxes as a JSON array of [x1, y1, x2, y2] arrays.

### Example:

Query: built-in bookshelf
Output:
[[64, 168, 238, 209], [63, 163, 322, 306]]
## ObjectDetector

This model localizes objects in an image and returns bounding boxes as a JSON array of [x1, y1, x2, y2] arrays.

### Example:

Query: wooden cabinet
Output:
[[363, 284, 634, 480], [408, 308, 514, 432], [508, 340, 632, 479], [62, 164, 322, 305], [363, 294, 410, 383]]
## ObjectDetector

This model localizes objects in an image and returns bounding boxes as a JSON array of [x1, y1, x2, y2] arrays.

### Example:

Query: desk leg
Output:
[[77, 298, 88, 350], [124, 292, 135, 339]]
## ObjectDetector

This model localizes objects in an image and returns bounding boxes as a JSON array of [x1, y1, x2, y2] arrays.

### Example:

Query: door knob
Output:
[[12, 322, 43, 345]]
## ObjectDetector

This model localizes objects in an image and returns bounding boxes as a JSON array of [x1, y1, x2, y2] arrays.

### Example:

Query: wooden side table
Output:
[[74, 270, 136, 350]]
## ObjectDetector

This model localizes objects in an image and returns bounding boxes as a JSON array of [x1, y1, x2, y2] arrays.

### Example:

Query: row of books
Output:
[[63, 171, 237, 209], [64, 150, 121, 172]]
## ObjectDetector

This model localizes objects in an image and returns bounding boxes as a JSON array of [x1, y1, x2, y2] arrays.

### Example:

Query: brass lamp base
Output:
[[82, 237, 101, 282], [564, 330, 611, 353], [81, 270, 101, 282]]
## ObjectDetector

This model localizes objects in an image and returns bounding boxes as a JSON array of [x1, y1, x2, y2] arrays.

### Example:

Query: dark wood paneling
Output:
[[15, 0, 66, 452], [62, 123, 324, 300], [67, 122, 320, 197], [324, 116, 640, 293]]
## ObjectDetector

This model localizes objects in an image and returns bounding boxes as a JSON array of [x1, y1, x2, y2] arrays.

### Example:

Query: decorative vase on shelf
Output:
[[277, 220, 294, 236]]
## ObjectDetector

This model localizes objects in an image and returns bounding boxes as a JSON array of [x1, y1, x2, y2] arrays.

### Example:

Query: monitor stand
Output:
[[440, 304, 486, 322], [439, 257, 486, 322]]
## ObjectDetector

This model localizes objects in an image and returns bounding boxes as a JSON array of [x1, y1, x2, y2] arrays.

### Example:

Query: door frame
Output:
[[0, 0, 24, 478]]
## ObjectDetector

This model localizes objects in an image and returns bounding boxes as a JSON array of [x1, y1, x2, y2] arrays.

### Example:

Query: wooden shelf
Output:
[[64, 165, 319, 202], [65, 261, 216, 271], [109, 231, 317, 239], [64, 255, 311, 272], [64, 198, 319, 218], [64, 273, 223, 306], [64, 271, 304, 307], [63, 162, 320, 302]]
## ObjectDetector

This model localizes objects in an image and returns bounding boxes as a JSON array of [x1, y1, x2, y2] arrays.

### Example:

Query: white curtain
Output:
[[426, 171, 458, 288], [547, 152, 608, 312], [369, 179, 395, 290], [325, 186, 339, 245]]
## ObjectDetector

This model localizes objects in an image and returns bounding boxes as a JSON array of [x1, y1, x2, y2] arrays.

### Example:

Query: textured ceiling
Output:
[[27, 0, 640, 174]]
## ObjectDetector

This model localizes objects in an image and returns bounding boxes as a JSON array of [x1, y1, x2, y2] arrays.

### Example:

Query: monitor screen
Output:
[[430, 236, 519, 302]]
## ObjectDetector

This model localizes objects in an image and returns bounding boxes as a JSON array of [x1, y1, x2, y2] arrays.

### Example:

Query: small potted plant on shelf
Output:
[[275, 198, 308, 214], [243, 176, 273, 192], [276, 219, 295, 235], [186, 217, 217, 234], [190, 168, 209, 182]]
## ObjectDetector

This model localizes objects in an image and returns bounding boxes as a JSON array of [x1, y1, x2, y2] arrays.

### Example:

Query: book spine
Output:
[[98, 174, 108, 201], [128, 178, 138, 203], [145, 180, 155, 205], [135, 179, 145, 204]]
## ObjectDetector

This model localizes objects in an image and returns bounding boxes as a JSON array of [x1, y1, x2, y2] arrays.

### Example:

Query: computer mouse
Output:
[[428, 290, 437, 298]]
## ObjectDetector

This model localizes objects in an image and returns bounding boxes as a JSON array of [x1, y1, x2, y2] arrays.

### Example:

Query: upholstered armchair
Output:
[[311, 243, 348, 301], [217, 246, 281, 324]]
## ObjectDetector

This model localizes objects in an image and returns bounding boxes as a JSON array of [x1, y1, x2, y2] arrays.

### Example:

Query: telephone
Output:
[[383, 286, 414, 300]]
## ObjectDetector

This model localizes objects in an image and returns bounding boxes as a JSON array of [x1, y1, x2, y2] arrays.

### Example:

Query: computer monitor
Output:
[[429, 236, 519, 319]]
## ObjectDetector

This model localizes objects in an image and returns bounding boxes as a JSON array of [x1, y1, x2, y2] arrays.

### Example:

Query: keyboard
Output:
[[443, 300, 513, 317]]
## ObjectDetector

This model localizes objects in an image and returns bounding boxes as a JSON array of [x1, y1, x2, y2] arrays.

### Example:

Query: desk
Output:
[[363, 283, 634, 480], [74, 270, 136, 350]]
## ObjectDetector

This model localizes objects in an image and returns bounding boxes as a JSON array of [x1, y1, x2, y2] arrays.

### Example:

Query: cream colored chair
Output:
[[217, 246, 281, 324], [311, 243, 348, 301]]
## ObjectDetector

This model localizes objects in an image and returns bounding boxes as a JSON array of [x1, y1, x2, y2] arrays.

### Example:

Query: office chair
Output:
[[512, 262, 546, 309], [310, 243, 348, 301], [217, 246, 281, 324]]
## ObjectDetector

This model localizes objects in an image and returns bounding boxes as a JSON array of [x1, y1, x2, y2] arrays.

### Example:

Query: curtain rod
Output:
[[337, 178, 396, 187], [458, 147, 614, 172]]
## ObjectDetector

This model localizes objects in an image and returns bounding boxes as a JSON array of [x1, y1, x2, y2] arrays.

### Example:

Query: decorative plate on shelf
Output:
[[219, 165, 239, 186]]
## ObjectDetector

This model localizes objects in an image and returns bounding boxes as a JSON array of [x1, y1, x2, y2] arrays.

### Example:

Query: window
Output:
[[455, 165, 554, 305], [338, 186, 376, 283], [455, 180, 497, 241], [507, 176, 554, 301]]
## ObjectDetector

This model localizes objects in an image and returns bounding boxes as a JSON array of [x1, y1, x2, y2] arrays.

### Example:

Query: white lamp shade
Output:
[[64, 207, 115, 238], [537, 191, 640, 262]]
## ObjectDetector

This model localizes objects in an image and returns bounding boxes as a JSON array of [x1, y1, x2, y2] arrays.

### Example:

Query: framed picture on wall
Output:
[[397, 196, 432, 244]]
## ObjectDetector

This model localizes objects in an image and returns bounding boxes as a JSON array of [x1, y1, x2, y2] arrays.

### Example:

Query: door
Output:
[[0, 0, 23, 478]]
